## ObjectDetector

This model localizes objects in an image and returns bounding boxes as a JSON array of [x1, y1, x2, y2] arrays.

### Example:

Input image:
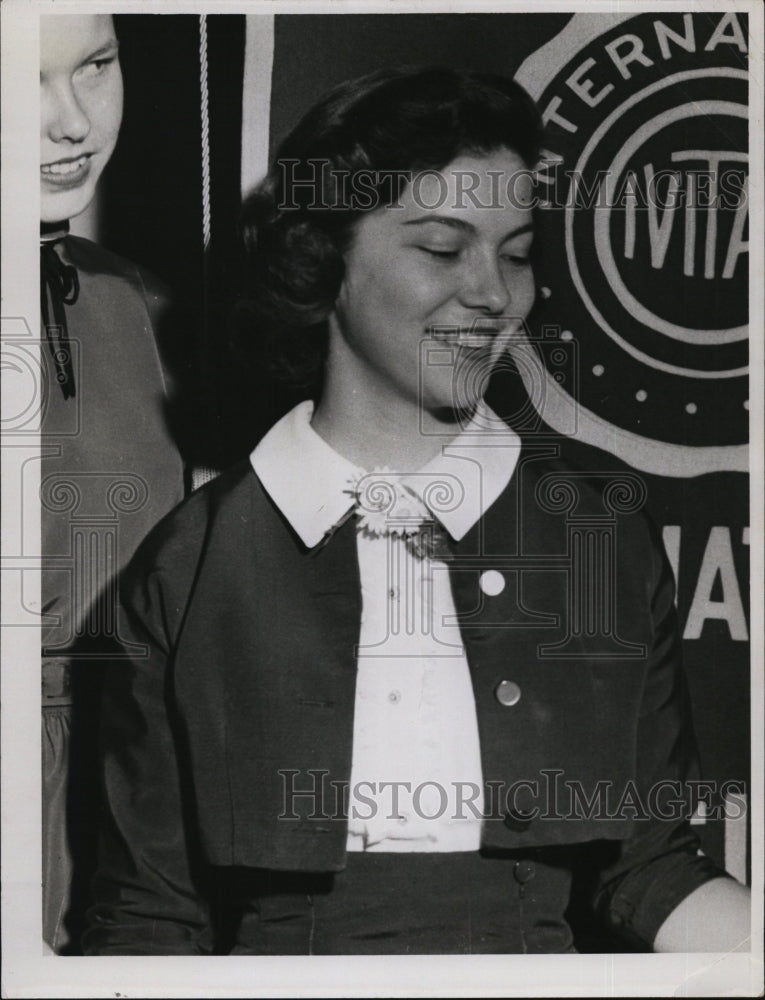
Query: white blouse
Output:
[[251, 399, 521, 851]]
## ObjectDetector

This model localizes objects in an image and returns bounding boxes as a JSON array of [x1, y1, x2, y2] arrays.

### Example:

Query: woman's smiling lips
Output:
[[429, 323, 506, 347], [40, 153, 93, 188]]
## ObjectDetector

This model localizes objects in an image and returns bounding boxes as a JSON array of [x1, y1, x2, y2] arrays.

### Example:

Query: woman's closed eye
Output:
[[500, 236, 534, 266], [418, 245, 461, 259], [419, 247, 531, 267]]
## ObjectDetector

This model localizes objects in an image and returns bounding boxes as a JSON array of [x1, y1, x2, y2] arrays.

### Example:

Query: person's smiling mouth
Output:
[[41, 153, 94, 186], [429, 323, 506, 348]]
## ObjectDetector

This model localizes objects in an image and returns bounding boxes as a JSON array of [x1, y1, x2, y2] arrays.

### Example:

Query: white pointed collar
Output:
[[250, 399, 521, 549]]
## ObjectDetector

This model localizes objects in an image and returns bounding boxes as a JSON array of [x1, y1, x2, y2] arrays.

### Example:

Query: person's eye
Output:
[[80, 55, 117, 78], [419, 246, 460, 259], [500, 237, 534, 266]]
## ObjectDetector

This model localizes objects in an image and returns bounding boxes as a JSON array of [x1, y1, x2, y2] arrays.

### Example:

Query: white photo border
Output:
[[2, 0, 763, 995]]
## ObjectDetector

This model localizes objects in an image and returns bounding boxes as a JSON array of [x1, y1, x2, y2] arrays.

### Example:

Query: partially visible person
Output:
[[40, 13, 186, 952]]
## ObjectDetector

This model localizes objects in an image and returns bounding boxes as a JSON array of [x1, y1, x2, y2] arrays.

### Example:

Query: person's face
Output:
[[40, 15, 123, 224], [328, 148, 536, 417]]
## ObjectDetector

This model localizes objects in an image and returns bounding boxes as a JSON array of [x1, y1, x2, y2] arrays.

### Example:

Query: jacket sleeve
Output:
[[590, 517, 731, 949], [82, 533, 214, 955]]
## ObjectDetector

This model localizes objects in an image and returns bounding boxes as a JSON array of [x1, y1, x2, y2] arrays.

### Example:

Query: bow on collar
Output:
[[345, 469, 453, 561]]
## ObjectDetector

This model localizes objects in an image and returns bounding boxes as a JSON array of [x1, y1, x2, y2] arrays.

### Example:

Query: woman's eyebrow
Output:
[[402, 217, 473, 233], [402, 217, 534, 242]]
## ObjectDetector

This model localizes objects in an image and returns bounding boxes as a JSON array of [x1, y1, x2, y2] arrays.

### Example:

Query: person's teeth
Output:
[[432, 329, 497, 343], [42, 157, 87, 175]]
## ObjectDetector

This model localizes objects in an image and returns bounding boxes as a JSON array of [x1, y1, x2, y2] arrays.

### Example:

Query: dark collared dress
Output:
[[82, 454, 726, 954], [41, 234, 184, 952]]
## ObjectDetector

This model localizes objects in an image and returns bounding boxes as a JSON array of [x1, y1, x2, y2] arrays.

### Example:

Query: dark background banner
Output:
[[97, 12, 750, 883]]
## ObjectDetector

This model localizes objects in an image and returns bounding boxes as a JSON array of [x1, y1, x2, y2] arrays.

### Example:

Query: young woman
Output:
[[40, 14, 185, 952], [84, 67, 749, 955]]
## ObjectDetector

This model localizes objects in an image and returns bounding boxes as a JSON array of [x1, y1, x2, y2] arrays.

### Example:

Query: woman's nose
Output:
[[459, 254, 511, 314], [44, 84, 91, 144]]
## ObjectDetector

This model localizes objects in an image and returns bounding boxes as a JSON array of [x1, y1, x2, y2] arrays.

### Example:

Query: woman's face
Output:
[[328, 148, 535, 416], [40, 15, 123, 224]]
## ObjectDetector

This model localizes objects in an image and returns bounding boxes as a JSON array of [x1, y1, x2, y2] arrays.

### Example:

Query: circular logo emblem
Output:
[[516, 12, 749, 473]]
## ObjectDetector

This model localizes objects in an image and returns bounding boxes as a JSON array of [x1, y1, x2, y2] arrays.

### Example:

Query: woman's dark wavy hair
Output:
[[237, 66, 543, 389]]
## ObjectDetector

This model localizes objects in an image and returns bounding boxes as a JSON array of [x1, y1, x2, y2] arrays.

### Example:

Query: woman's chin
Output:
[[40, 183, 96, 226]]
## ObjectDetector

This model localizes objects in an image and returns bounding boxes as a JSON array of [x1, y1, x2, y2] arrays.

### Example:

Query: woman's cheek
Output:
[[511, 267, 535, 321]]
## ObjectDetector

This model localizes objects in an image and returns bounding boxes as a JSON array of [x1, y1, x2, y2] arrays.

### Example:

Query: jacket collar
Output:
[[250, 399, 521, 548]]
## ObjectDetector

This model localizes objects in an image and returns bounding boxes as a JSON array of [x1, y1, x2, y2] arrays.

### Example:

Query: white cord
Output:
[[192, 13, 219, 492], [199, 14, 211, 252]]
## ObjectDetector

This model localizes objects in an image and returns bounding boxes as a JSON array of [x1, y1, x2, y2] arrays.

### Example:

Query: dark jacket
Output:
[[84, 450, 723, 954]]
